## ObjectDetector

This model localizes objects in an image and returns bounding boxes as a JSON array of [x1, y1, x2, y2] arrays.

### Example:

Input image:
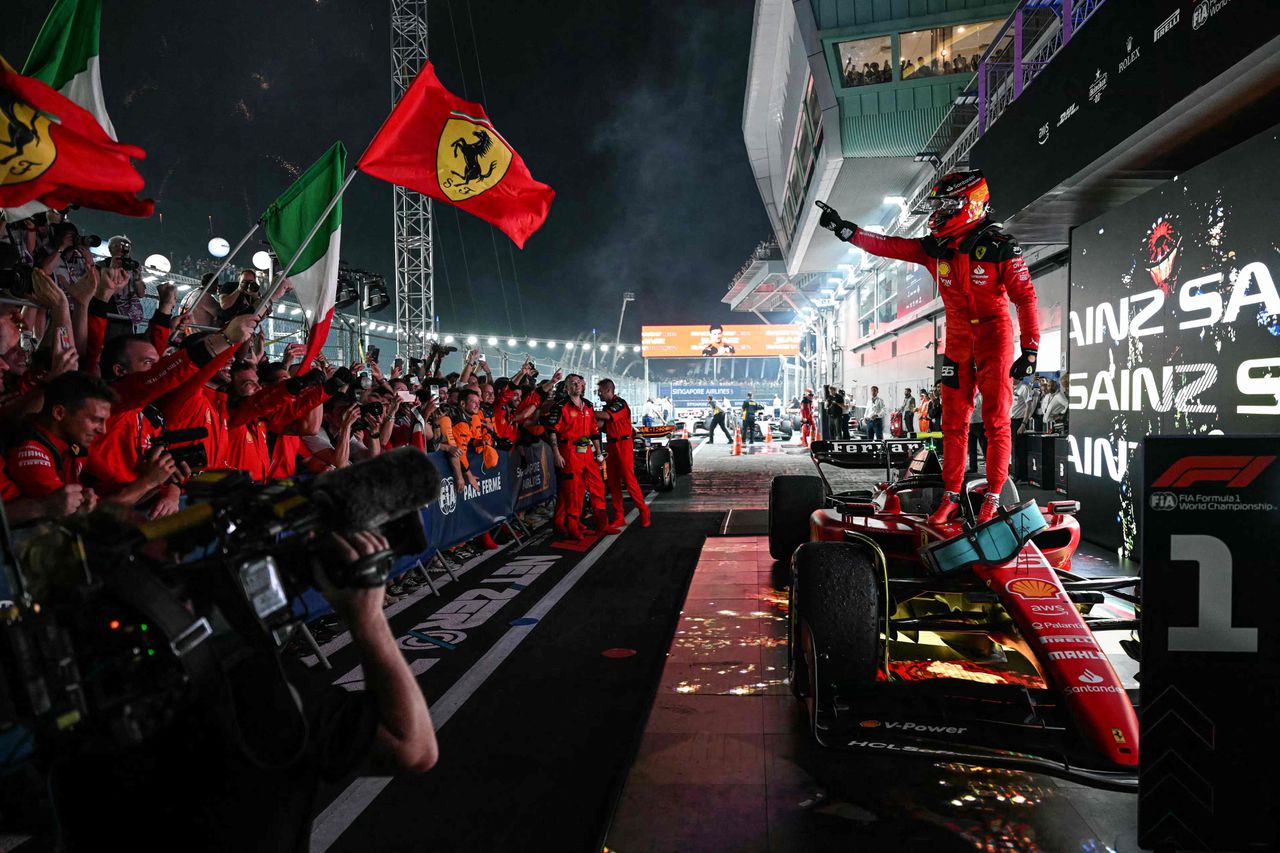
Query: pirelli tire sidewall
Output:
[[767, 475, 823, 560], [648, 445, 675, 491], [668, 438, 693, 476], [790, 541, 882, 711]]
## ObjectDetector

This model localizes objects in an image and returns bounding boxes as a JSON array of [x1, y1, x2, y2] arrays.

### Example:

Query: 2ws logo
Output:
[[1152, 455, 1275, 489]]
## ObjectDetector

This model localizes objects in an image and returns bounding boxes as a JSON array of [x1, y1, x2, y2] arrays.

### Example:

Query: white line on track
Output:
[[310, 503, 645, 852]]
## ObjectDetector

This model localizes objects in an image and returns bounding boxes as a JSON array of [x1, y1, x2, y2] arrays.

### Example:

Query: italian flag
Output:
[[264, 142, 346, 372], [5, 0, 140, 221], [24, 0, 117, 140]]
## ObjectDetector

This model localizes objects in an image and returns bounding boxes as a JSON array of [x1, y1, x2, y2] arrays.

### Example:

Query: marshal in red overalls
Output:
[[595, 381, 651, 528], [547, 381, 619, 539]]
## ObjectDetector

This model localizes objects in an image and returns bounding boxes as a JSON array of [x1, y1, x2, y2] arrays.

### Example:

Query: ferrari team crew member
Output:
[[799, 389, 816, 446], [546, 375, 619, 540], [595, 379, 651, 529], [7, 372, 118, 499], [817, 169, 1039, 524]]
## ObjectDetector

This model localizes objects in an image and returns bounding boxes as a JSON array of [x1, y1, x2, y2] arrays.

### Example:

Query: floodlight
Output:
[[208, 237, 230, 258], [144, 254, 171, 274], [251, 250, 272, 271]]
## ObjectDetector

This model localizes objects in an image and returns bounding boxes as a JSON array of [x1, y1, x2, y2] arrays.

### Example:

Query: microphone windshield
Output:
[[306, 448, 442, 534]]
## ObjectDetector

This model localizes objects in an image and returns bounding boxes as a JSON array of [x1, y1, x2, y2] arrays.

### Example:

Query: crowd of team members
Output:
[[0, 245, 650, 547]]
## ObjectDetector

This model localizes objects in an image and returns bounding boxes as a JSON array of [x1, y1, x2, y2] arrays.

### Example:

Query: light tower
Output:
[[390, 0, 434, 356]]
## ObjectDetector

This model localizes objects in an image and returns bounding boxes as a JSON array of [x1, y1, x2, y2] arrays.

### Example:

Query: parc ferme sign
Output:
[[1140, 436, 1280, 851]]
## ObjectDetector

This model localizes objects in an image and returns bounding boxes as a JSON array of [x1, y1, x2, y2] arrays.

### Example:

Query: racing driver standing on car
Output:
[[815, 170, 1039, 525]]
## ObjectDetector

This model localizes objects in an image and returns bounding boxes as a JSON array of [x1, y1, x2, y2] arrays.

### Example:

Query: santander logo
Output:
[[1077, 669, 1104, 684]]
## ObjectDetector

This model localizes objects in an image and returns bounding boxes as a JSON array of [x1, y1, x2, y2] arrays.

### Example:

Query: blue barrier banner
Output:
[[428, 449, 513, 551], [514, 441, 556, 511]]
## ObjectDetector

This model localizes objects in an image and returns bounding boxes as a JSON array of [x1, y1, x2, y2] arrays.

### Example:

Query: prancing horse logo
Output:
[[1, 91, 56, 185], [437, 115, 512, 202]]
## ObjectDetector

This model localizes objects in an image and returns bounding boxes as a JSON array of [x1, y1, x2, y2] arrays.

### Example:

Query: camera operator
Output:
[[96, 235, 145, 339], [35, 219, 97, 297], [217, 268, 264, 322], [51, 529, 438, 851]]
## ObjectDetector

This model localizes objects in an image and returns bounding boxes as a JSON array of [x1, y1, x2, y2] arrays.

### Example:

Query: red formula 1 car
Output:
[[768, 440, 1142, 790]]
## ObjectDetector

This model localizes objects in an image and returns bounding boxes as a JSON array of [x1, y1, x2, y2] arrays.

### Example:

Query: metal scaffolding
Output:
[[390, 0, 434, 356]]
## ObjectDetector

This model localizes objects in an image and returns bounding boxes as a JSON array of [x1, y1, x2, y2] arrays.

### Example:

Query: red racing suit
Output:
[[846, 222, 1039, 496], [598, 395, 649, 526], [799, 398, 815, 446], [546, 396, 609, 536]]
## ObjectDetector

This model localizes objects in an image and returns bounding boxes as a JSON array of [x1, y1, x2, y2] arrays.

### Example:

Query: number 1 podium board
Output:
[[1140, 436, 1280, 851]]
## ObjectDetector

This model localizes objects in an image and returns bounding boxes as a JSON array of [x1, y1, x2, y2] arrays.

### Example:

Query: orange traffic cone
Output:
[[763, 421, 772, 443], [732, 426, 743, 456]]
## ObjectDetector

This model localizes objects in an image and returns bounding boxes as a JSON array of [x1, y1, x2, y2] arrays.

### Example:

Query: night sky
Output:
[[2, 0, 775, 343]]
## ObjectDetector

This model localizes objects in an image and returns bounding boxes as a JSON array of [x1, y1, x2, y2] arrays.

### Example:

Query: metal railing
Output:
[[905, 0, 1109, 217]]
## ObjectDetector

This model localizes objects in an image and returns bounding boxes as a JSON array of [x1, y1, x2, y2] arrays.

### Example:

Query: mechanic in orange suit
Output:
[[594, 378, 651, 529]]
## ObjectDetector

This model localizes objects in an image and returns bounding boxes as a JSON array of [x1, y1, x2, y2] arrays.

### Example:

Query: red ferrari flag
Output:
[[358, 62, 553, 248], [0, 55, 152, 216]]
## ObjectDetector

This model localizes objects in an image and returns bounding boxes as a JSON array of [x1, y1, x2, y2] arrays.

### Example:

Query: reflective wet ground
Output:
[[607, 438, 1138, 853]]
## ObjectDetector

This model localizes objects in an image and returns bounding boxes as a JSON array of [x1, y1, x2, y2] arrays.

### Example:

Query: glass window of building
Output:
[[778, 77, 824, 248], [835, 35, 894, 88], [900, 19, 1001, 79]]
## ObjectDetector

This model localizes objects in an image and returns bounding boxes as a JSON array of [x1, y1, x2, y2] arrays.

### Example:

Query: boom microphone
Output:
[[304, 447, 442, 534]]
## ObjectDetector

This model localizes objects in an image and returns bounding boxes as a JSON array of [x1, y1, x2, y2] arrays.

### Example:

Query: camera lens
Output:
[[80, 235, 102, 248]]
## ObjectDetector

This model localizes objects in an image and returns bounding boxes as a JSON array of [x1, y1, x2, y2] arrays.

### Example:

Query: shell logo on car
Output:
[[1005, 578, 1061, 600]]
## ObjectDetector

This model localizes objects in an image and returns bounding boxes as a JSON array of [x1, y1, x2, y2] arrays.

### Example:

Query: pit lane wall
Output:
[[1067, 123, 1280, 555], [297, 443, 556, 619]]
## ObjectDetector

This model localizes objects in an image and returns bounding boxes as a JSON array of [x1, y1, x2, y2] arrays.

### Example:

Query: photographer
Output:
[[97, 235, 145, 339], [217, 268, 264, 321], [35, 220, 95, 297], [51, 529, 438, 851]]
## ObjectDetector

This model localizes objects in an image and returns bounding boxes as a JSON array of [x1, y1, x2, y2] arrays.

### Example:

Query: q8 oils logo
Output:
[[0, 92, 56, 186]]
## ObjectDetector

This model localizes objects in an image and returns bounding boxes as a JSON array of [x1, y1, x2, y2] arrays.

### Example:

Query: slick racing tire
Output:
[[768, 475, 824, 560], [789, 541, 884, 719], [648, 446, 676, 492], [669, 438, 693, 476]]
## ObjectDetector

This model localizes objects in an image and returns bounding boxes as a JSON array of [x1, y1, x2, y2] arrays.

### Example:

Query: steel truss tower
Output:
[[390, 0, 434, 356]]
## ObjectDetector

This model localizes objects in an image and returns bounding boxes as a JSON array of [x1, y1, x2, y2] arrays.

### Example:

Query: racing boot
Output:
[[595, 509, 622, 537], [976, 492, 1003, 524], [639, 505, 651, 528], [927, 491, 963, 527]]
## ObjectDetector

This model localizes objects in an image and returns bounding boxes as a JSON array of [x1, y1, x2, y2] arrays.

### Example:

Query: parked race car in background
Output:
[[632, 424, 693, 492], [769, 440, 1142, 790]]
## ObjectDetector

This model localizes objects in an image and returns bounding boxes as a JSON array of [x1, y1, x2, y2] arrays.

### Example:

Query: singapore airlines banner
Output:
[[1068, 125, 1280, 554], [641, 324, 802, 358]]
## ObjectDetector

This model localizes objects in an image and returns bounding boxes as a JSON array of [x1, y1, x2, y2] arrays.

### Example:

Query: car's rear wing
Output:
[[810, 439, 932, 482]]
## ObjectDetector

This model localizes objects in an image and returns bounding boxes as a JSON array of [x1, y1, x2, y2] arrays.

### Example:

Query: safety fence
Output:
[[295, 442, 557, 621]]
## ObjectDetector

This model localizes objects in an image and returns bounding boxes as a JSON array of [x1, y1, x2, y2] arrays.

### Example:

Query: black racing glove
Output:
[[815, 201, 857, 242], [285, 369, 325, 395], [324, 366, 354, 395], [1010, 349, 1038, 379]]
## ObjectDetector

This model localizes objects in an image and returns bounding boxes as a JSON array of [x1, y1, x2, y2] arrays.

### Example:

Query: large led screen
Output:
[[641, 324, 802, 358], [1068, 125, 1280, 555]]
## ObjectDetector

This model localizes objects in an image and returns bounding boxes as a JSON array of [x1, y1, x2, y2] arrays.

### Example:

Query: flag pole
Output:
[[254, 169, 358, 322], [180, 221, 262, 313]]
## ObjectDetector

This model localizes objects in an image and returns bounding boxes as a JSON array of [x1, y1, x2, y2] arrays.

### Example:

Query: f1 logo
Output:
[[1151, 455, 1275, 488]]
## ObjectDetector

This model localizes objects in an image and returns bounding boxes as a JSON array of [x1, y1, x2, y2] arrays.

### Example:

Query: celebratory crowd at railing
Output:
[[0, 211, 588, 576]]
